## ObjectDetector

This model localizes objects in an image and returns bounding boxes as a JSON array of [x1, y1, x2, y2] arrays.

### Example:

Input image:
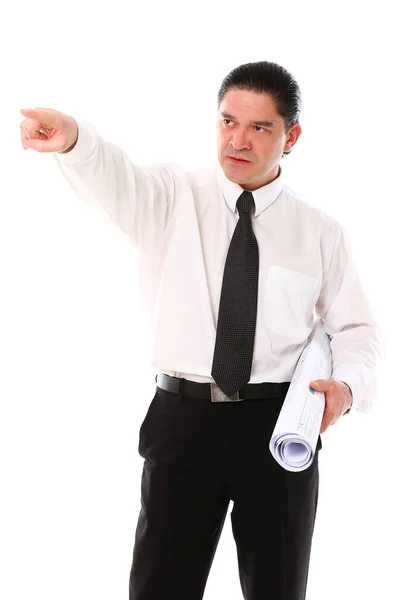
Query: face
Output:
[[216, 89, 302, 191]]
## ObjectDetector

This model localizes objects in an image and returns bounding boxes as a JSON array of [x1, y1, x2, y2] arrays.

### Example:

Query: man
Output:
[[20, 60, 384, 600]]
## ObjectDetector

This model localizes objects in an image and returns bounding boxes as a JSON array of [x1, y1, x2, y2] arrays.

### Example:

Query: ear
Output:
[[283, 123, 302, 154]]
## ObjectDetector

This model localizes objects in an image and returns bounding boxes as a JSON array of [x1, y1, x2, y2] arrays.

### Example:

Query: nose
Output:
[[229, 130, 251, 151]]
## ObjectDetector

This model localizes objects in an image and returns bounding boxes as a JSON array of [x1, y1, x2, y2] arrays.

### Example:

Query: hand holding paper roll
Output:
[[269, 319, 332, 472], [309, 378, 353, 433]]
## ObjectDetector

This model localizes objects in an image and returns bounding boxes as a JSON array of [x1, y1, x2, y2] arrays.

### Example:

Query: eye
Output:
[[222, 119, 266, 132]]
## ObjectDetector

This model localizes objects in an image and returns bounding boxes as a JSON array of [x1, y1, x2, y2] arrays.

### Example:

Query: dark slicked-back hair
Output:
[[217, 61, 302, 156]]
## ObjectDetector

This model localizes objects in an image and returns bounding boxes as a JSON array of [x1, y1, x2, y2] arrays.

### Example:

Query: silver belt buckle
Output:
[[210, 383, 243, 402]]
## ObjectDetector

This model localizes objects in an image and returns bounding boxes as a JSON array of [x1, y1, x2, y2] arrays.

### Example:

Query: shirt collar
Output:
[[217, 163, 283, 217]]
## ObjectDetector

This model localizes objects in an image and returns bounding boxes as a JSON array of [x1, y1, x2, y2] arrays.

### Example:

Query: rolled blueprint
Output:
[[269, 318, 332, 472]]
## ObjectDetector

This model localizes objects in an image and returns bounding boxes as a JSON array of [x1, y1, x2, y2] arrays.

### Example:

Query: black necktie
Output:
[[211, 190, 259, 397]]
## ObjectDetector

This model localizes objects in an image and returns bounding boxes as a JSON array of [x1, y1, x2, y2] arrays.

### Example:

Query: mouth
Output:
[[227, 156, 251, 164]]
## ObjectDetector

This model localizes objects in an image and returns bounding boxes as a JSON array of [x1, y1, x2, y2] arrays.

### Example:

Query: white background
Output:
[[1, 1, 398, 598]]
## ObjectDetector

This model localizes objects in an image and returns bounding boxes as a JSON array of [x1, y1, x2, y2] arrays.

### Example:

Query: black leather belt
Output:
[[156, 373, 291, 402]]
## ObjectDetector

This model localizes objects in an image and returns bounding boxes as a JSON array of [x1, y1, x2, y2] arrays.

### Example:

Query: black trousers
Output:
[[129, 384, 321, 600]]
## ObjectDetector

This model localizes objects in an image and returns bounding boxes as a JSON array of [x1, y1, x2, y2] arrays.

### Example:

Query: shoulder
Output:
[[151, 163, 218, 191], [186, 165, 219, 189], [280, 181, 343, 237]]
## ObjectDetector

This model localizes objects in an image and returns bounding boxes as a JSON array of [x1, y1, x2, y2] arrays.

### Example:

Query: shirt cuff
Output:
[[53, 119, 99, 165], [331, 363, 372, 413]]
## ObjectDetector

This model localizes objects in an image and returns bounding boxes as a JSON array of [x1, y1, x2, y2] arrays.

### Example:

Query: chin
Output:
[[221, 159, 250, 175], [224, 165, 253, 183], [223, 170, 245, 183]]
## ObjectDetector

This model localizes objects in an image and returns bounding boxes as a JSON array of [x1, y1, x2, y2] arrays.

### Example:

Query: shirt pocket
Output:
[[264, 266, 320, 343]]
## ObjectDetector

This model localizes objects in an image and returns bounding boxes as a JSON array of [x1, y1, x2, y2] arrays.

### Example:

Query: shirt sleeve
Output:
[[52, 119, 179, 251], [315, 221, 386, 414]]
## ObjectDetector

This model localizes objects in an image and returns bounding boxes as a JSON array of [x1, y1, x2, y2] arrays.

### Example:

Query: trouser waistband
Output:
[[156, 373, 291, 402]]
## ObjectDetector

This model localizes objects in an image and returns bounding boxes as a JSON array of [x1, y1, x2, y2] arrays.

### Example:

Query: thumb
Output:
[[309, 380, 322, 391]]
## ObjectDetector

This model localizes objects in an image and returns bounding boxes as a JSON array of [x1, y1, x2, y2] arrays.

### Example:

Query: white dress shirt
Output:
[[53, 119, 385, 414]]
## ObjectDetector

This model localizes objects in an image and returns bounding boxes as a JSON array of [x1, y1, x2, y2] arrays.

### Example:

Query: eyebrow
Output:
[[221, 111, 275, 128]]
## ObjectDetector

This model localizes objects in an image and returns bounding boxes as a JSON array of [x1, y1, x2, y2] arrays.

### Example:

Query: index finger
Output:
[[20, 107, 54, 125]]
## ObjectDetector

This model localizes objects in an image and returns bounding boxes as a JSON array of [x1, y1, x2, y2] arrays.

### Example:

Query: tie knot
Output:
[[236, 190, 255, 215]]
